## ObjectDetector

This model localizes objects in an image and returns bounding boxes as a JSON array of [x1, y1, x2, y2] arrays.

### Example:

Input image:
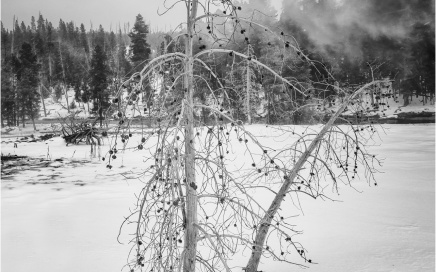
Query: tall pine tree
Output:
[[128, 14, 151, 71], [15, 42, 40, 129], [1, 62, 15, 127], [128, 14, 152, 114], [89, 44, 110, 126]]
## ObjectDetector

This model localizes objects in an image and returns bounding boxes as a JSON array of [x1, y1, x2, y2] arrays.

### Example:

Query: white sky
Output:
[[1, 0, 282, 32]]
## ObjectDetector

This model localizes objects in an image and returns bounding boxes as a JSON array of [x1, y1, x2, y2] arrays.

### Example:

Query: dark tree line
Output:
[[149, 0, 434, 126], [1, 13, 151, 127], [278, 0, 435, 105], [151, 0, 315, 125], [1, 0, 433, 128]]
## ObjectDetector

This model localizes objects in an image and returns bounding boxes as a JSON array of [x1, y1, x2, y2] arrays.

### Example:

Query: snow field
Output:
[[1, 124, 434, 271]]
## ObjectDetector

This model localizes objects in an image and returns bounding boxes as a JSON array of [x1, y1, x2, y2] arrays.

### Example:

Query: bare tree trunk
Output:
[[13, 77, 19, 127], [403, 93, 409, 106], [99, 96, 103, 127], [183, 1, 198, 271], [424, 87, 427, 105], [64, 84, 70, 111], [246, 48, 252, 125], [31, 116, 37, 131], [267, 88, 271, 124], [48, 53, 53, 86], [39, 83, 47, 117], [58, 40, 70, 113], [14, 102, 18, 127]]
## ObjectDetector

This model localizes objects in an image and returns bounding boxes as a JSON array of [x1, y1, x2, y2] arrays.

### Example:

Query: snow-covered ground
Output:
[[1, 124, 434, 272], [334, 89, 435, 119], [2, 86, 434, 138], [37, 87, 149, 122], [39, 87, 436, 120]]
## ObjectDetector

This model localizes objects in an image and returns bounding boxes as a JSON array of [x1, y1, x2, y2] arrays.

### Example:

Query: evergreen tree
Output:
[[66, 21, 76, 44], [30, 16, 37, 33], [58, 19, 68, 41], [128, 14, 151, 70], [94, 25, 106, 49], [108, 31, 117, 53], [1, 22, 10, 61], [33, 31, 45, 57], [15, 42, 40, 129], [37, 14, 46, 36], [408, 23, 435, 102], [128, 14, 152, 112], [13, 20, 23, 54], [89, 44, 110, 126], [1, 62, 15, 127], [80, 23, 89, 54], [20, 21, 30, 42]]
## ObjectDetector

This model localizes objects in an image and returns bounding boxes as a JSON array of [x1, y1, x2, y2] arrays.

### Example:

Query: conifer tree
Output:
[[128, 14, 151, 71], [94, 25, 106, 49], [15, 42, 40, 129], [1, 22, 10, 61], [12, 20, 22, 54], [1, 62, 15, 127], [30, 16, 36, 33], [37, 14, 46, 36], [79, 23, 89, 54], [20, 21, 30, 42], [89, 44, 110, 126], [58, 19, 68, 41], [128, 14, 152, 116]]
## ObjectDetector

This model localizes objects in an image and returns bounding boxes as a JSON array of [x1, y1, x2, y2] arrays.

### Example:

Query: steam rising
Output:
[[279, 0, 435, 57]]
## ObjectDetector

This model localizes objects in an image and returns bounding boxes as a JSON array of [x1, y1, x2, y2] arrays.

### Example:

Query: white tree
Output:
[[105, 1, 388, 271]]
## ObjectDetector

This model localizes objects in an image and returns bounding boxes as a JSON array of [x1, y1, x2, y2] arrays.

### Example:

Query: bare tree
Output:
[[104, 1, 389, 272]]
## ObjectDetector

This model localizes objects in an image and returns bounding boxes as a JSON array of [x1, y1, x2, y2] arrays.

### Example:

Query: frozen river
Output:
[[1, 124, 434, 272]]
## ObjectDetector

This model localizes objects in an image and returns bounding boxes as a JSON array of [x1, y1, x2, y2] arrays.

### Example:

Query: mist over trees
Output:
[[1, 0, 434, 127], [279, 0, 435, 103]]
